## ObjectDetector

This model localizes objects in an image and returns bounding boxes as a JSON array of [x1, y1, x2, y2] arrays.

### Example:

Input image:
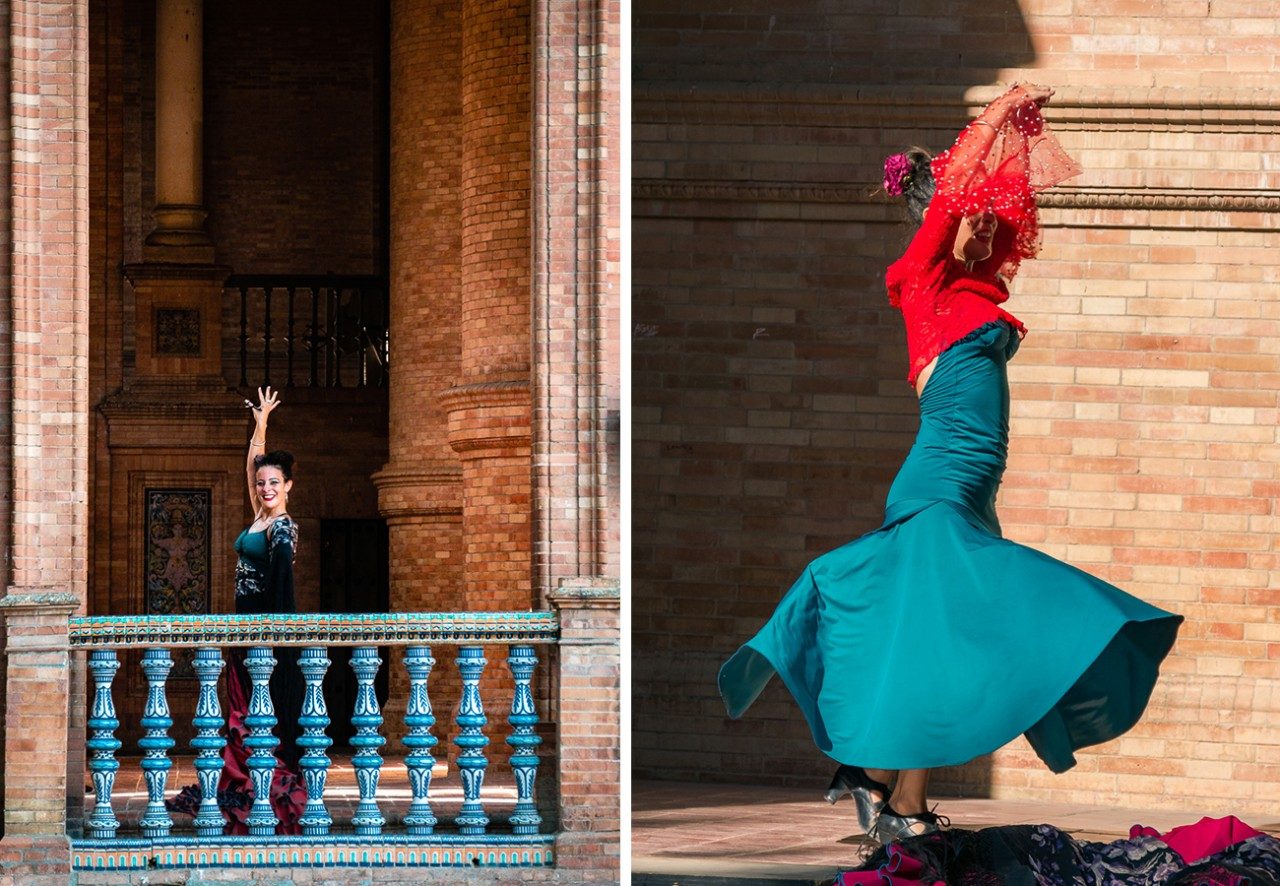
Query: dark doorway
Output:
[[319, 518, 390, 748]]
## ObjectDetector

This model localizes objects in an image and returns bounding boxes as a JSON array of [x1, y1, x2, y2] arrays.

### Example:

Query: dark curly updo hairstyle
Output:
[[897, 147, 936, 229], [254, 450, 295, 481]]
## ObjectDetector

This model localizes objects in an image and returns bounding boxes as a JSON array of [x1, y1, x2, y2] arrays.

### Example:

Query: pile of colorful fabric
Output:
[[837, 816, 1279, 886]]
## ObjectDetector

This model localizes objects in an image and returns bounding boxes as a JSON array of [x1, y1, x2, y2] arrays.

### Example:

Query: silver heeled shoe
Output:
[[871, 804, 949, 844], [823, 765, 891, 833]]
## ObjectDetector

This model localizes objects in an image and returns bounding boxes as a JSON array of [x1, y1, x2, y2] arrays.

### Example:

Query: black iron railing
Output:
[[226, 275, 389, 389]]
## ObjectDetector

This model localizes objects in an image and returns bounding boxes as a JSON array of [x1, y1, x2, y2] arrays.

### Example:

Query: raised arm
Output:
[[247, 386, 279, 517], [932, 85, 1049, 200], [931, 83, 1076, 281]]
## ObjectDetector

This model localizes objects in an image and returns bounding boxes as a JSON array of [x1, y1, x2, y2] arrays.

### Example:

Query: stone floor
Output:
[[632, 780, 1280, 885], [85, 754, 515, 835]]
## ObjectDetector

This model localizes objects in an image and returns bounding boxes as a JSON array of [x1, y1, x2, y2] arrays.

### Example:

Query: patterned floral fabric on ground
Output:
[[837, 820, 1280, 886]]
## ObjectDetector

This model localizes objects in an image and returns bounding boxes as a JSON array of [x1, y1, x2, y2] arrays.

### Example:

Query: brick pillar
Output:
[[446, 0, 533, 611], [0, 593, 76, 878], [2, 0, 91, 865], [376, 0, 466, 730], [549, 580, 620, 874], [530, 0, 620, 598]]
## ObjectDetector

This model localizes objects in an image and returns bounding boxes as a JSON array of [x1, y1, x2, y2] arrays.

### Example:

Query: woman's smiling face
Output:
[[255, 465, 291, 509]]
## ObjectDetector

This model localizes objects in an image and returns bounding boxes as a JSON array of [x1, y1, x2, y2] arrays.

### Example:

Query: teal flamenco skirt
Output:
[[719, 322, 1183, 773]]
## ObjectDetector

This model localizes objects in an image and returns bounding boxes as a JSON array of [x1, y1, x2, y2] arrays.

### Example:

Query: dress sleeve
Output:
[[929, 85, 1082, 282], [266, 516, 298, 613]]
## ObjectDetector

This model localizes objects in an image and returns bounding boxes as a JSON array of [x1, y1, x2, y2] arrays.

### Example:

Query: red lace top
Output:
[[886, 86, 1082, 385]]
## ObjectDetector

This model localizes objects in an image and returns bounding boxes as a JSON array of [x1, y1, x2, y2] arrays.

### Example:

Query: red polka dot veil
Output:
[[885, 86, 1082, 385], [931, 85, 1082, 282]]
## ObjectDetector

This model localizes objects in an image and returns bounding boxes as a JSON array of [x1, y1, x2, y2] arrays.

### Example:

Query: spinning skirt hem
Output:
[[718, 500, 1183, 773]]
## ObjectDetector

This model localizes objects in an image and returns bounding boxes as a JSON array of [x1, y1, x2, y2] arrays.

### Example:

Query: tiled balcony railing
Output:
[[69, 612, 558, 873]]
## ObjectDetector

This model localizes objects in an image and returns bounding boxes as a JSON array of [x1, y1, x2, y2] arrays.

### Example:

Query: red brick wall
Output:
[[550, 585, 620, 873], [204, 0, 387, 276], [381, 0, 466, 739], [1, 0, 90, 852], [0, 0, 13, 823], [634, 0, 1280, 814], [455, 0, 534, 611]]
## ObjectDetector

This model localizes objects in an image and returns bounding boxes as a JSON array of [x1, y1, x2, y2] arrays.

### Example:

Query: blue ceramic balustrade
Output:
[[68, 612, 555, 857], [138, 648, 175, 838], [402, 645, 438, 835], [507, 645, 543, 835], [242, 647, 281, 836], [190, 648, 227, 837], [86, 650, 122, 839], [297, 646, 334, 836], [454, 646, 490, 835], [349, 646, 386, 836]]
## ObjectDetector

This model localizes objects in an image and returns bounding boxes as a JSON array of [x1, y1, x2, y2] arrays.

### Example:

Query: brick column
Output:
[[530, 0, 621, 601], [2, 0, 91, 864], [446, 0, 533, 611], [376, 0, 466, 728], [549, 580, 619, 874], [0, 593, 76, 878]]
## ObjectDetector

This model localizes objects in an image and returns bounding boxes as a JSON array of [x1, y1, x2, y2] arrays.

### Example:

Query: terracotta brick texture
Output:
[[634, 0, 1280, 815], [1, 0, 90, 868], [531, 0, 623, 600], [549, 583, 621, 873], [204, 0, 387, 276], [454, 0, 535, 612], [380, 0, 467, 734], [0, 598, 77, 849]]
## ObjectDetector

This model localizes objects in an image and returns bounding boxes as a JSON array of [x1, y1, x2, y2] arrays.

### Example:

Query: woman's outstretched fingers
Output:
[[1024, 83, 1053, 106]]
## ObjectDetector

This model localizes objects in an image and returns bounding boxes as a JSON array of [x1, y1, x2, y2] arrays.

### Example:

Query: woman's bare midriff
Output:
[[914, 355, 938, 397]]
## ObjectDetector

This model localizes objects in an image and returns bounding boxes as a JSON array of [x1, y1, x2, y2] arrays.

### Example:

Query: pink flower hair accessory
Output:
[[883, 152, 913, 196]]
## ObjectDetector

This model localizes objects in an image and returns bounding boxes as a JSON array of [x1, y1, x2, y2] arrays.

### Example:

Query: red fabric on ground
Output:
[[1157, 816, 1265, 865]]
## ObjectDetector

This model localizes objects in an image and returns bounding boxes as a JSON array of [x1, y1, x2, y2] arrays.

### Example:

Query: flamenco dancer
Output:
[[718, 84, 1184, 845], [170, 386, 307, 833]]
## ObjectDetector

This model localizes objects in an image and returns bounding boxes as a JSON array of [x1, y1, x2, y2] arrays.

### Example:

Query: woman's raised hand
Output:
[[252, 386, 281, 425], [1018, 82, 1054, 107]]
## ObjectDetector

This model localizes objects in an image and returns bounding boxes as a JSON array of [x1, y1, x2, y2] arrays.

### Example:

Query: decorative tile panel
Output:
[[154, 308, 202, 356], [71, 838, 555, 871], [144, 489, 211, 680], [144, 489, 211, 617], [69, 611, 559, 649]]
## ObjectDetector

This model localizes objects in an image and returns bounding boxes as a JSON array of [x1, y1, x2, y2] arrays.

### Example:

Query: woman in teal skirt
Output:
[[718, 84, 1183, 844]]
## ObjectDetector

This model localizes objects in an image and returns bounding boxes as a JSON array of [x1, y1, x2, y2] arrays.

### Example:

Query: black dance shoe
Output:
[[871, 803, 949, 844], [823, 765, 892, 833]]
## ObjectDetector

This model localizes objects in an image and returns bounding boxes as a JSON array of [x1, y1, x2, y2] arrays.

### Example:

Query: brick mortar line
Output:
[[634, 82, 1280, 111]]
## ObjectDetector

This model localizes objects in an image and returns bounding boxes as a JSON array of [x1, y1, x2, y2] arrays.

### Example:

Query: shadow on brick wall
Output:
[[632, 1, 1039, 807]]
